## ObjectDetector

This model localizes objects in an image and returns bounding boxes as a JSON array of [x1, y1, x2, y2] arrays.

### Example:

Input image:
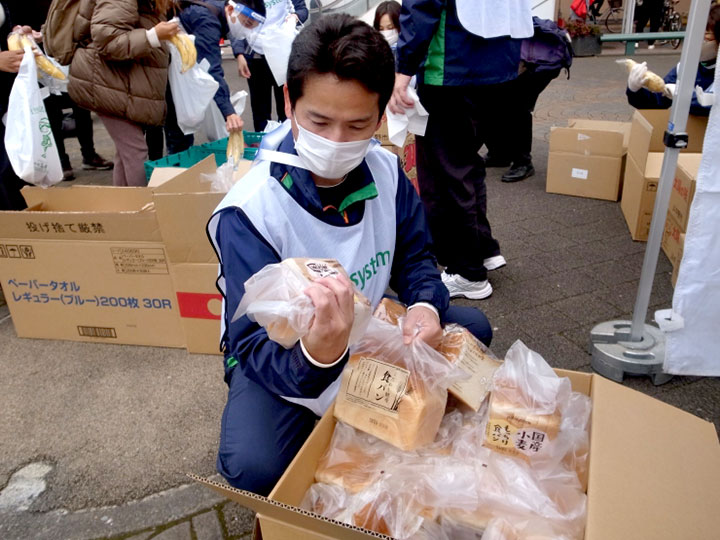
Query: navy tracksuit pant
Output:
[[216, 304, 493, 495]]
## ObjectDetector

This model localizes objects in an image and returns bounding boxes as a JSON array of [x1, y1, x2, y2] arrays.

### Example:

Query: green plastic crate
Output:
[[144, 131, 267, 181]]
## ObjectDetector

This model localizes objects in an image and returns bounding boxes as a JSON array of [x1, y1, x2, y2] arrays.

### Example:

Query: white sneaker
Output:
[[648, 44, 655, 50], [483, 255, 507, 271], [441, 271, 493, 300]]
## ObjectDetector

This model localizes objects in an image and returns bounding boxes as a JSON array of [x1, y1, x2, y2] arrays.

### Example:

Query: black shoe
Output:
[[82, 154, 114, 170], [502, 163, 535, 183], [62, 167, 75, 181], [484, 155, 511, 168]]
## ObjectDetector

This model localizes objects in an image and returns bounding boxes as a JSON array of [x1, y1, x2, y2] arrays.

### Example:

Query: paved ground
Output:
[[1, 45, 718, 540]]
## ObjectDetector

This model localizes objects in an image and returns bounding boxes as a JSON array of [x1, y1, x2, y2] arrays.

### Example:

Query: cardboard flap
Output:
[[21, 185, 154, 211], [189, 475, 388, 540], [568, 119, 631, 149], [586, 376, 720, 540], [549, 127, 624, 157], [152, 156, 218, 194]]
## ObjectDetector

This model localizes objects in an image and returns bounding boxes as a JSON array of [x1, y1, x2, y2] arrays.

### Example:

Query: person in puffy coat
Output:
[[68, 0, 179, 186]]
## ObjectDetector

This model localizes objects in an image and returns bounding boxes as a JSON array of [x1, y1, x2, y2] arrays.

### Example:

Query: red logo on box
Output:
[[177, 292, 223, 320]]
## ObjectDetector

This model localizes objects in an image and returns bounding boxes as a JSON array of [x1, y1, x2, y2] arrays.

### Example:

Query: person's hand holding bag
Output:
[[301, 274, 356, 364], [402, 305, 442, 349]]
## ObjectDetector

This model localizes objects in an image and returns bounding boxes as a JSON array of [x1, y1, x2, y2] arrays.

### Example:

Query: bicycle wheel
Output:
[[670, 15, 682, 49], [605, 7, 624, 33]]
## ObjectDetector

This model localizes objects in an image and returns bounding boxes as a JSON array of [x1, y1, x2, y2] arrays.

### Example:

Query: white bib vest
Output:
[[456, 0, 533, 40], [208, 121, 399, 415]]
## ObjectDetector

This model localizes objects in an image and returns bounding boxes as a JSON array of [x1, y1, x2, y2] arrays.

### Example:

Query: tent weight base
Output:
[[589, 320, 673, 386]]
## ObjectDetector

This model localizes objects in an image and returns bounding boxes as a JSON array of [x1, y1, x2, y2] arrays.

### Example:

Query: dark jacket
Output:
[[396, 0, 522, 86], [627, 61, 715, 117], [211, 130, 449, 392], [0, 1, 16, 116], [68, 0, 169, 126], [179, 0, 236, 118]]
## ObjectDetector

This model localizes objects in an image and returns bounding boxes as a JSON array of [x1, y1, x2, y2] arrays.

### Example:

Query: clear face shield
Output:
[[226, 0, 267, 53]]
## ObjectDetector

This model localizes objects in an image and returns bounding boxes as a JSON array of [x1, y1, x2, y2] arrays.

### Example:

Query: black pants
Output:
[[487, 68, 560, 166], [416, 83, 507, 283], [0, 121, 28, 211], [247, 55, 286, 132], [636, 0, 664, 45], [45, 93, 96, 169]]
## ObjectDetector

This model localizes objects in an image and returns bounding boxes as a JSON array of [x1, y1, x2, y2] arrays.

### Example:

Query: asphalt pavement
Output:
[[1, 47, 718, 540]]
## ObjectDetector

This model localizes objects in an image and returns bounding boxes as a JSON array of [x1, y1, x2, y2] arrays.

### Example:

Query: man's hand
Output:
[[402, 305, 442, 349], [226, 113, 244, 133], [285, 13, 300, 25], [237, 55, 251, 78], [388, 73, 414, 115], [301, 275, 355, 364], [0, 50, 24, 73]]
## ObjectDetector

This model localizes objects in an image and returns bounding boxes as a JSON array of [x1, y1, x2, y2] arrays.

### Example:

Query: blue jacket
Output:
[[179, 0, 236, 118], [396, 0, 522, 86], [231, 0, 308, 59], [211, 130, 449, 394], [626, 61, 715, 117]]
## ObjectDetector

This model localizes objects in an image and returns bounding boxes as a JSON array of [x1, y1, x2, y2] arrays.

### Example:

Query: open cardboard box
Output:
[[152, 156, 252, 354], [0, 186, 185, 347], [621, 110, 706, 241], [546, 119, 631, 201], [194, 368, 720, 539]]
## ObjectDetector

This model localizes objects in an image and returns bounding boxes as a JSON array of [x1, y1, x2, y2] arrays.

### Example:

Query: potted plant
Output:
[[566, 20, 602, 57]]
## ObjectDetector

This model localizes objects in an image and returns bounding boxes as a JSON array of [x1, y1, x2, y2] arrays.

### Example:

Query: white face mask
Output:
[[700, 39, 718, 62], [293, 116, 373, 179], [380, 29, 399, 46]]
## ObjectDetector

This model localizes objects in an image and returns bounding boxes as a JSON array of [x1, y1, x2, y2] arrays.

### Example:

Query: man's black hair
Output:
[[287, 14, 395, 120], [709, 4, 720, 43]]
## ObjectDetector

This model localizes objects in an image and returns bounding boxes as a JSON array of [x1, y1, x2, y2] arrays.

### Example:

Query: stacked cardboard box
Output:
[[621, 109, 707, 241], [661, 154, 702, 287], [194, 367, 720, 539], [546, 119, 631, 201], [375, 118, 419, 194], [0, 186, 185, 347]]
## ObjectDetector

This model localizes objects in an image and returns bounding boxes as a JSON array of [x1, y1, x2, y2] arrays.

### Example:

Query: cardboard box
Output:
[[171, 263, 223, 355], [375, 119, 419, 194], [194, 369, 720, 539], [0, 187, 185, 347], [621, 153, 701, 242], [668, 154, 702, 232], [152, 156, 252, 354], [546, 119, 631, 201], [621, 110, 707, 241], [662, 213, 685, 274]]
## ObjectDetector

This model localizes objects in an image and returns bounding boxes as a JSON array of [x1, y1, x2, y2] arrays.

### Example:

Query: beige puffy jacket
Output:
[[68, 0, 169, 126]]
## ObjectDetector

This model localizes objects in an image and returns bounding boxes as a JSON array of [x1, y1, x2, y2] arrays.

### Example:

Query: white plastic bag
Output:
[[4, 45, 62, 187], [262, 19, 298, 86], [202, 100, 229, 141], [168, 48, 219, 135]]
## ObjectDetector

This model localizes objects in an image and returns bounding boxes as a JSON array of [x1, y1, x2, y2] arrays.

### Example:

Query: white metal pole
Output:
[[629, 0, 712, 341], [623, 0, 637, 34]]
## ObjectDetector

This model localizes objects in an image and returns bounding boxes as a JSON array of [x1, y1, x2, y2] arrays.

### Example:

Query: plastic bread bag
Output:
[[315, 420, 408, 493], [616, 58, 667, 93], [201, 161, 235, 192], [480, 516, 577, 540], [440, 324, 502, 411], [334, 317, 468, 451], [233, 258, 373, 349], [302, 481, 425, 539], [372, 297, 408, 326], [442, 452, 587, 540]]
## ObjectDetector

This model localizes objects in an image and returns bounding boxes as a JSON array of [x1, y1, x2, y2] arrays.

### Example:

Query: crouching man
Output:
[[207, 14, 493, 495]]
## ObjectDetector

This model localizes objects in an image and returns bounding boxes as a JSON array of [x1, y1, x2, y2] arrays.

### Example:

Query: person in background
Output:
[[635, 0, 664, 49], [485, 17, 572, 182], [627, 3, 719, 116], [11, 0, 113, 181], [207, 14, 492, 495], [373, 0, 400, 62], [0, 1, 27, 210], [163, 0, 245, 155], [68, 0, 178, 187], [390, 0, 529, 300], [228, 0, 308, 132]]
